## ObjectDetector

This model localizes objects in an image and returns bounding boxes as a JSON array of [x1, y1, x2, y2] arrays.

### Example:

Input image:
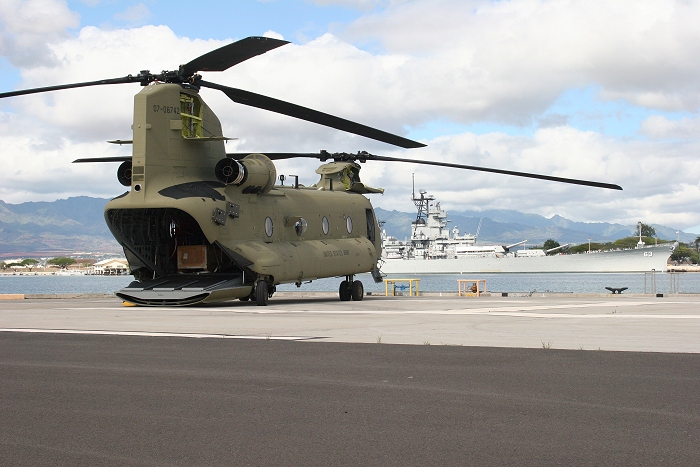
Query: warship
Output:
[[380, 191, 675, 274]]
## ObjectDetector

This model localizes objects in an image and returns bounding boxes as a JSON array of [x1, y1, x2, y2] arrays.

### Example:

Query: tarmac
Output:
[[1, 292, 699, 352], [2, 293, 700, 465]]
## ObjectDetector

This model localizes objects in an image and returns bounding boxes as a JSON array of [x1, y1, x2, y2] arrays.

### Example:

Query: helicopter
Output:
[[0, 36, 622, 306]]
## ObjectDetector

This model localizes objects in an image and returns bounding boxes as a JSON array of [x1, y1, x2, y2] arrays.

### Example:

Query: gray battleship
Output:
[[380, 191, 675, 274]]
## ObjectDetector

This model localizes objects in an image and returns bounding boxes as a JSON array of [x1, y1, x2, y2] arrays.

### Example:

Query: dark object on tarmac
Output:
[[605, 287, 628, 294]]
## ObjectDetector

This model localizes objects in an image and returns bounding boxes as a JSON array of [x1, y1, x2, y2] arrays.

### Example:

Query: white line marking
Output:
[[0, 328, 316, 340], [49, 301, 700, 319]]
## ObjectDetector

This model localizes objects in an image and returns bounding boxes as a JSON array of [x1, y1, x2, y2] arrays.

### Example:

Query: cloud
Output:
[[537, 114, 569, 129], [342, 0, 700, 117], [113, 3, 151, 25], [641, 115, 700, 140], [0, 0, 79, 67], [262, 31, 285, 40]]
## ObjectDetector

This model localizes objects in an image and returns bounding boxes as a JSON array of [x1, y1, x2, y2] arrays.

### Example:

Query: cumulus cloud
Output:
[[343, 0, 700, 117], [641, 115, 700, 140], [0, 0, 79, 67]]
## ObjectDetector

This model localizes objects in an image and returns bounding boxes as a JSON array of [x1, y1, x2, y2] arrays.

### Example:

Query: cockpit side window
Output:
[[365, 209, 376, 242]]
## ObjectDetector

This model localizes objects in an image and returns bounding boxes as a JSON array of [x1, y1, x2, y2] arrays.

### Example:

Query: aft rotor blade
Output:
[[201, 80, 426, 149], [227, 153, 321, 161], [181, 36, 289, 75], [369, 154, 622, 190], [73, 156, 132, 163], [0, 76, 138, 99]]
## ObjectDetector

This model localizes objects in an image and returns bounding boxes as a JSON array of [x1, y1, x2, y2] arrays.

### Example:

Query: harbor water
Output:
[[2, 272, 700, 295]]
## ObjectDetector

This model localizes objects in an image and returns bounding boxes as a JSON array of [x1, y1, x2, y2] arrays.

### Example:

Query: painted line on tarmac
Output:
[[50, 302, 700, 319], [0, 328, 319, 340]]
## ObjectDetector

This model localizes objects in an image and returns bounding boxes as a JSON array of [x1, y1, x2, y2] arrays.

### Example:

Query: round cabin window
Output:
[[346, 216, 353, 234], [322, 216, 329, 235], [295, 218, 308, 236], [264, 217, 273, 237]]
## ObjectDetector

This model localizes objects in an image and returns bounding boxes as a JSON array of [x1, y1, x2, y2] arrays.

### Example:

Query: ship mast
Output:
[[411, 173, 433, 226]]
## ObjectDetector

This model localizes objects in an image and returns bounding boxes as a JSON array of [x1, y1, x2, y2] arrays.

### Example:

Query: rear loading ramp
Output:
[[117, 274, 251, 306]]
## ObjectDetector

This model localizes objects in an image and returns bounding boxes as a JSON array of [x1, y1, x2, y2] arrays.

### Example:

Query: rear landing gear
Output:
[[339, 280, 351, 301], [339, 276, 363, 301], [351, 280, 364, 301]]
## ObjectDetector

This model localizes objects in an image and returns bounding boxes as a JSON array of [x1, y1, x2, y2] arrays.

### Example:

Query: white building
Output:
[[91, 258, 130, 275]]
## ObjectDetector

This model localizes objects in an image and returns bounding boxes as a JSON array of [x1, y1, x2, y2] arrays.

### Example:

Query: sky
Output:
[[1, 0, 699, 235]]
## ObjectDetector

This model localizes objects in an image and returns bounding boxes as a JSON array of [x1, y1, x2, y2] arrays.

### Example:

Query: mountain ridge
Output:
[[375, 207, 696, 245], [0, 197, 120, 257]]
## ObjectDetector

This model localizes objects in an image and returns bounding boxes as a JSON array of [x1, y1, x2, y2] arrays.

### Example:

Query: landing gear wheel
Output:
[[351, 280, 364, 301], [339, 280, 351, 301], [256, 281, 269, 306]]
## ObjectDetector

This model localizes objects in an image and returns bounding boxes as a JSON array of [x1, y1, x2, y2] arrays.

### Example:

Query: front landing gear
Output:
[[339, 276, 363, 302]]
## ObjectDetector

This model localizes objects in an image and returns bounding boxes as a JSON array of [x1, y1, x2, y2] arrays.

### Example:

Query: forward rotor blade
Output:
[[368, 154, 622, 190], [181, 36, 289, 75], [202, 80, 425, 149], [227, 151, 622, 190], [0, 76, 138, 99]]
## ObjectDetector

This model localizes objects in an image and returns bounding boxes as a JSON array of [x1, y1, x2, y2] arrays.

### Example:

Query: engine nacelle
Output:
[[117, 161, 132, 187], [215, 153, 276, 194]]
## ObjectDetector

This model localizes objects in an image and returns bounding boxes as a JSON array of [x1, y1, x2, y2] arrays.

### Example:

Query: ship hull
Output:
[[380, 243, 674, 274]]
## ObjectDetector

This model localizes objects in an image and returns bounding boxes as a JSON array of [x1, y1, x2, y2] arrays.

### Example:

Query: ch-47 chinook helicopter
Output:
[[0, 36, 621, 306]]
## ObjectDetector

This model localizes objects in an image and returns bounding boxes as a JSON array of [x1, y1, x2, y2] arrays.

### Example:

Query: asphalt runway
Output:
[[2, 294, 700, 465], [2, 332, 700, 466]]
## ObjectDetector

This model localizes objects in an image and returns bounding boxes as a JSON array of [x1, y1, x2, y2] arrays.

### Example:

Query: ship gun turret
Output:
[[504, 240, 528, 251], [545, 243, 570, 254]]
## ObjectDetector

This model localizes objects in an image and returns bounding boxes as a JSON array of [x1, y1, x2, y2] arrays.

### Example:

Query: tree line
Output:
[[537, 222, 700, 264], [1, 257, 77, 271]]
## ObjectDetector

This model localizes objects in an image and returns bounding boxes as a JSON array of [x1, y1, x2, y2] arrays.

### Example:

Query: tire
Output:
[[351, 280, 364, 301], [339, 280, 351, 301], [256, 281, 269, 306]]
